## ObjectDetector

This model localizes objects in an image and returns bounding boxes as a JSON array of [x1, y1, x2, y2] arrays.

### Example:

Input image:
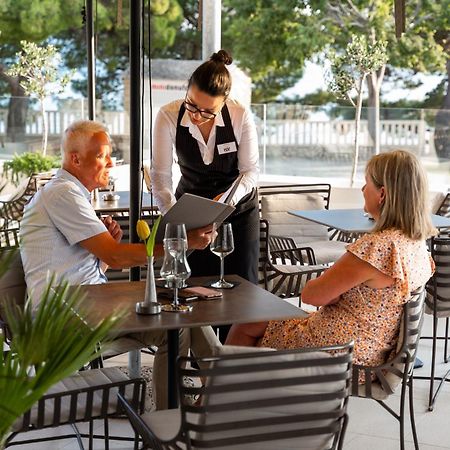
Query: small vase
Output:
[[144, 256, 157, 304], [136, 256, 161, 315]]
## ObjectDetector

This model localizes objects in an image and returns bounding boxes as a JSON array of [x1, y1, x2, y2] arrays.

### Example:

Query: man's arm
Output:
[[80, 223, 215, 269]]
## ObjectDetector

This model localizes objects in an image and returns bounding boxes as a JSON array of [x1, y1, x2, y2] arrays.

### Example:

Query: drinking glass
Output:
[[210, 222, 234, 288], [160, 237, 192, 312], [163, 223, 188, 288], [164, 223, 188, 241]]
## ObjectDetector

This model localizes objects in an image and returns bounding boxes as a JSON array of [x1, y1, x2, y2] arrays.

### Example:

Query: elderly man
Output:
[[20, 120, 214, 409]]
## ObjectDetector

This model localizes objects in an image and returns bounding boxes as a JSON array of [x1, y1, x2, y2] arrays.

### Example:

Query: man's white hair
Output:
[[61, 120, 109, 159]]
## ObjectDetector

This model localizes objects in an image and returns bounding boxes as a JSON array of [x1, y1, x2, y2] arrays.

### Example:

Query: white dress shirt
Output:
[[151, 98, 259, 214]]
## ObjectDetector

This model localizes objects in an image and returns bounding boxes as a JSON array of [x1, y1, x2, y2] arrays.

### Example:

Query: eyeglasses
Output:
[[184, 98, 219, 120]]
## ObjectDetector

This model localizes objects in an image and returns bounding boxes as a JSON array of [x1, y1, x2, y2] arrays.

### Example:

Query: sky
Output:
[[281, 61, 445, 103]]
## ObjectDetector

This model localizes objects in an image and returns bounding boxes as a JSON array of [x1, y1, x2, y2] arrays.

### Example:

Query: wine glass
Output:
[[163, 223, 188, 288], [164, 223, 187, 241], [160, 237, 192, 312], [210, 222, 234, 289]]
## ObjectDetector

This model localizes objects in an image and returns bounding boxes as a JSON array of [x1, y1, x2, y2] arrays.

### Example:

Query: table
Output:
[[288, 208, 450, 233], [74, 275, 307, 408], [92, 190, 157, 214]]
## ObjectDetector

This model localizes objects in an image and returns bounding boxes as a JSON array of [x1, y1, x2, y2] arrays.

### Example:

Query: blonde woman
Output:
[[226, 150, 435, 370]]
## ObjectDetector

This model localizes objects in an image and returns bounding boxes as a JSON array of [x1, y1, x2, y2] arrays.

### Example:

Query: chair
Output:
[[7, 368, 146, 449], [351, 287, 426, 450], [119, 342, 353, 450], [0, 173, 53, 229], [259, 219, 325, 304], [0, 228, 25, 344], [258, 184, 348, 265], [436, 191, 450, 218], [414, 237, 450, 411]]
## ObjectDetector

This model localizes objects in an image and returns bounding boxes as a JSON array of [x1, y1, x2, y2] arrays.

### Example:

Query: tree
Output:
[[310, 0, 447, 155], [222, 0, 329, 102], [328, 34, 387, 187], [7, 41, 73, 155], [0, 1, 82, 140]]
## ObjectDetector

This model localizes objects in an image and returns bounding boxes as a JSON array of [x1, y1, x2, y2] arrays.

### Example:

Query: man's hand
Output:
[[187, 224, 215, 250], [212, 192, 224, 201], [101, 215, 123, 243]]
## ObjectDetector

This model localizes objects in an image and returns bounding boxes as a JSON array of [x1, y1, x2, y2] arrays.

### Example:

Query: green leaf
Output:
[[146, 215, 161, 257]]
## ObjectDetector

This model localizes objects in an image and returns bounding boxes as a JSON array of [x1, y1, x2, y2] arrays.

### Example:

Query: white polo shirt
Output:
[[20, 169, 108, 306]]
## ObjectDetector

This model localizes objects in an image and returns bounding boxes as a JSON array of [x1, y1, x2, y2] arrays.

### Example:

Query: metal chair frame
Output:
[[0, 174, 53, 229], [414, 236, 450, 411], [119, 343, 354, 450], [6, 371, 146, 450], [258, 184, 353, 266], [259, 219, 326, 305], [351, 288, 426, 450]]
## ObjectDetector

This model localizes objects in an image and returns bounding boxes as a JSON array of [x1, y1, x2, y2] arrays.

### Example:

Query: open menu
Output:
[[155, 193, 235, 243]]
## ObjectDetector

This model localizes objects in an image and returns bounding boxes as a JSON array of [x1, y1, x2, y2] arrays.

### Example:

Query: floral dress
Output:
[[260, 229, 434, 369]]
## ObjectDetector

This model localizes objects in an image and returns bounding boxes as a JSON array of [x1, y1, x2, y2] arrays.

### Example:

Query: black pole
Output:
[[129, 0, 143, 280], [85, 0, 96, 120]]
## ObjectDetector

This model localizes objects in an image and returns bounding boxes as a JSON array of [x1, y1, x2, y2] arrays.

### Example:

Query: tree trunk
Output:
[[351, 76, 366, 188], [434, 57, 450, 161], [367, 65, 385, 156], [40, 100, 48, 156], [3, 75, 29, 143]]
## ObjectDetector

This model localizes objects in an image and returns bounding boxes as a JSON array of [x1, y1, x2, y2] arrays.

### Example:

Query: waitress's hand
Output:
[[187, 224, 215, 250]]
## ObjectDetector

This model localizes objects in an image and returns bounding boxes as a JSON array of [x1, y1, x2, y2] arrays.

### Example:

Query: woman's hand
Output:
[[187, 224, 215, 249]]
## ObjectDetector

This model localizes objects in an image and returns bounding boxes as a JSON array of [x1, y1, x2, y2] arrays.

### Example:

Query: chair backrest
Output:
[[259, 184, 331, 244], [436, 192, 450, 218], [258, 219, 270, 288], [425, 236, 450, 318], [0, 230, 26, 342], [178, 343, 353, 450], [352, 287, 426, 398], [0, 173, 53, 228]]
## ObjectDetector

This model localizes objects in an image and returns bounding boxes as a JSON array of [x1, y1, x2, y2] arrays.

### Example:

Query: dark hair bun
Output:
[[211, 49, 233, 65]]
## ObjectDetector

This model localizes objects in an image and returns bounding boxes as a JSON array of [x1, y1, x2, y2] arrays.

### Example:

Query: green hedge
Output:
[[2, 152, 60, 186]]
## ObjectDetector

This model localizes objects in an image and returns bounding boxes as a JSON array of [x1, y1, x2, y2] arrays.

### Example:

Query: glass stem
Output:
[[173, 285, 179, 306], [220, 256, 225, 282]]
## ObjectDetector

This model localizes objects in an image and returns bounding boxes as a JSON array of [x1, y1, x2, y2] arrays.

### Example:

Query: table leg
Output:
[[128, 350, 141, 378], [168, 329, 179, 409]]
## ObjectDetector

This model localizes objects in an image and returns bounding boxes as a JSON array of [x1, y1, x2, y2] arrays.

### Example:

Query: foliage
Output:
[[2, 152, 60, 186], [222, 0, 329, 102], [328, 35, 388, 106], [0, 263, 123, 444], [328, 34, 387, 187], [7, 41, 74, 155]]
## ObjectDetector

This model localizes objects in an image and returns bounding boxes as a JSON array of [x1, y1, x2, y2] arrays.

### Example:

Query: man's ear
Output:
[[70, 151, 80, 166]]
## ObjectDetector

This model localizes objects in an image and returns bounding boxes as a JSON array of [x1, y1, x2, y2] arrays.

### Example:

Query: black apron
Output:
[[174, 104, 259, 284]]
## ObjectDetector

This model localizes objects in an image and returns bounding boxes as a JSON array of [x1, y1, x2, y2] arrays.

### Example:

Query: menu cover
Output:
[[156, 193, 235, 243]]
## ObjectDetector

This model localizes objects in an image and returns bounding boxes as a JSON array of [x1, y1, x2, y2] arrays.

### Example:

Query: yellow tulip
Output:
[[136, 219, 151, 241]]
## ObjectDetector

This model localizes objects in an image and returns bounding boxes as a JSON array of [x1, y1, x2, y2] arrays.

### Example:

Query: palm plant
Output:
[[0, 250, 124, 447]]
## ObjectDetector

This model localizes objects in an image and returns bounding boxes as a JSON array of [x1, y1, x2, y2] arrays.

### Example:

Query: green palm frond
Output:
[[0, 273, 125, 440]]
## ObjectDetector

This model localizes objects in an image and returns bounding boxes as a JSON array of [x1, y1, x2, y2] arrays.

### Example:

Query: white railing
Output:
[[0, 108, 434, 155], [256, 119, 431, 154]]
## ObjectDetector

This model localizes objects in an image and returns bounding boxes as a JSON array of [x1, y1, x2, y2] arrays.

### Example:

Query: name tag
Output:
[[217, 142, 237, 155]]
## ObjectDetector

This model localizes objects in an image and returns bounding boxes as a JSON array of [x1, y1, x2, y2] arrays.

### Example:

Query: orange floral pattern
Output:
[[260, 229, 434, 370]]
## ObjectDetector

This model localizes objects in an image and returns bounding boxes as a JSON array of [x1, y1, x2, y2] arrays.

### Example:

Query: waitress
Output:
[[151, 49, 259, 285]]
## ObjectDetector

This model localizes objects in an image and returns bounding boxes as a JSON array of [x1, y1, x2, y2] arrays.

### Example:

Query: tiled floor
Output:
[[7, 314, 450, 449]]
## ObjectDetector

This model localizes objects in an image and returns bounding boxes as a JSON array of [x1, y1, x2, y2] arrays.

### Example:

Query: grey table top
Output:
[[73, 275, 307, 334], [288, 208, 450, 233], [91, 191, 157, 213]]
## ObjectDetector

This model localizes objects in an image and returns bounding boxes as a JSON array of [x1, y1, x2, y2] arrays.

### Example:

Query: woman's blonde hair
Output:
[[366, 150, 436, 240]]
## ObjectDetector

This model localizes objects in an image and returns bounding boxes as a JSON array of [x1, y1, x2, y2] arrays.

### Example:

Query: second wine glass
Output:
[[210, 222, 234, 289]]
